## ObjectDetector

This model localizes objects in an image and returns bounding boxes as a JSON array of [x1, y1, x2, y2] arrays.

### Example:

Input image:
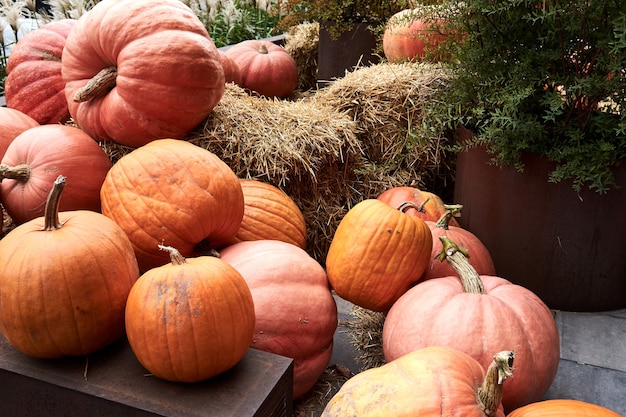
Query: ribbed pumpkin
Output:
[[325, 199, 432, 312], [5, 19, 76, 125], [322, 346, 515, 417], [61, 0, 225, 148], [224, 40, 298, 99], [0, 124, 112, 224], [383, 237, 560, 412], [220, 239, 337, 398], [100, 139, 244, 272], [0, 107, 39, 158], [377, 186, 459, 226], [507, 399, 622, 417], [125, 245, 255, 382], [224, 179, 307, 249], [0, 175, 140, 358], [423, 205, 495, 280]]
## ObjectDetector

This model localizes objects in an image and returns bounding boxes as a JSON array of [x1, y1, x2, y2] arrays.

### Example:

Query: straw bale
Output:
[[284, 22, 319, 92]]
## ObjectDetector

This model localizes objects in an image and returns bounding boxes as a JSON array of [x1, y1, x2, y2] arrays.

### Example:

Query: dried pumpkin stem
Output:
[[477, 350, 515, 417], [73, 66, 117, 102], [258, 44, 268, 54], [437, 236, 484, 294], [0, 163, 31, 182], [158, 245, 188, 265], [396, 201, 425, 214], [43, 175, 67, 231], [434, 204, 463, 230]]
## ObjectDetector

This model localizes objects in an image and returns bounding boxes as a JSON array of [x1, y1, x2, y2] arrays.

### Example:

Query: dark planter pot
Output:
[[317, 22, 380, 87], [453, 138, 626, 312]]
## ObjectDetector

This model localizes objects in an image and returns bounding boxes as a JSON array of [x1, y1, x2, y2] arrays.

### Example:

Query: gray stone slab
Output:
[[545, 359, 626, 416], [555, 310, 626, 372]]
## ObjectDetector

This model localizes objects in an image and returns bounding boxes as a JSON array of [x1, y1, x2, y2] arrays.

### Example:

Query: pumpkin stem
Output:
[[258, 44, 269, 54], [434, 204, 463, 230], [42, 175, 67, 231], [158, 245, 188, 265], [477, 350, 515, 417], [437, 236, 484, 294], [396, 201, 426, 214], [0, 163, 31, 182], [73, 66, 117, 102]]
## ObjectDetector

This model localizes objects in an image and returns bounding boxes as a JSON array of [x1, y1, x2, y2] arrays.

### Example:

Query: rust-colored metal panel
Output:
[[453, 143, 626, 312]]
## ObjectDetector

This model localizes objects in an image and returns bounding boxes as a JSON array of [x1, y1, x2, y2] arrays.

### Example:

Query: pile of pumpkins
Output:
[[0, 0, 621, 416]]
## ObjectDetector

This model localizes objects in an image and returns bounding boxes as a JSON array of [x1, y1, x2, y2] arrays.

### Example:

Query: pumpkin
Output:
[[507, 399, 622, 417], [224, 40, 298, 99], [0, 175, 140, 358], [325, 199, 432, 312], [223, 179, 307, 249], [4, 19, 76, 125], [322, 346, 515, 417], [61, 0, 225, 148], [0, 124, 112, 224], [383, 237, 561, 412], [377, 186, 459, 226], [219, 50, 243, 85], [423, 204, 496, 280], [0, 107, 39, 159], [382, 8, 449, 63], [125, 245, 255, 382], [100, 139, 244, 272], [219, 239, 337, 398]]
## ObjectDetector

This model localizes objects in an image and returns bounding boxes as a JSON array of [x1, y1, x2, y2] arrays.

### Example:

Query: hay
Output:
[[293, 364, 352, 417], [284, 22, 319, 92], [97, 62, 453, 264], [344, 305, 386, 371]]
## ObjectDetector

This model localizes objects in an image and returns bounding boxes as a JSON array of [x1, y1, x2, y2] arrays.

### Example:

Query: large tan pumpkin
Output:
[[100, 139, 244, 272], [322, 346, 515, 417], [61, 0, 225, 148], [220, 239, 337, 398]]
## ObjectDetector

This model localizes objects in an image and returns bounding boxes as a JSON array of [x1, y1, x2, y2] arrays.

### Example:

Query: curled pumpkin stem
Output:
[[73, 66, 117, 102], [396, 200, 427, 214], [477, 350, 515, 417], [437, 236, 484, 294], [435, 204, 463, 230], [0, 163, 31, 182]]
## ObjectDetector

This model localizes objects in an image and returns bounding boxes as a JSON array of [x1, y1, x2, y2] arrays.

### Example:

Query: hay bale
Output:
[[284, 22, 319, 92]]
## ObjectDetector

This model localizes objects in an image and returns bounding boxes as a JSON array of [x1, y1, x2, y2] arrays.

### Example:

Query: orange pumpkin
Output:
[[100, 139, 244, 272], [0, 175, 140, 358], [423, 205, 495, 280], [5, 19, 76, 124], [383, 237, 560, 412], [0, 107, 39, 159], [507, 399, 622, 417], [224, 179, 307, 249], [61, 0, 225, 148], [322, 346, 515, 417], [383, 7, 455, 63], [220, 239, 337, 398], [125, 245, 255, 382], [377, 186, 460, 226], [326, 199, 432, 312], [0, 124, 112, 224], [225, 40, 298, 99]]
